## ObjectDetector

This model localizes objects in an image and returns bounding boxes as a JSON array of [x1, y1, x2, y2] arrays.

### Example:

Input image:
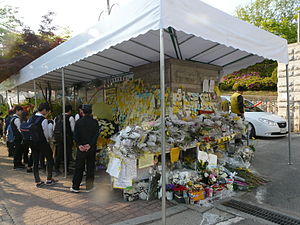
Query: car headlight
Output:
[[258, 118, 277, 126]]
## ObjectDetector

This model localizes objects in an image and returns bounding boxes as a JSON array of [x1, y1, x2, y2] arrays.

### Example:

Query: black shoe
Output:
[[36, 181, 45, 188], [46, 179, 58, 186]]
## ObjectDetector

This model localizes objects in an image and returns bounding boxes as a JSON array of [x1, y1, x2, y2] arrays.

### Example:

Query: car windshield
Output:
[[244, 100, 264, 112]]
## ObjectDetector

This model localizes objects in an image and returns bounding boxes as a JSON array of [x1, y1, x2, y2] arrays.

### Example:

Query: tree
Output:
[[0, 4, 22, 55], [236, 0, 300, 43], [0, 11, 70, 83]]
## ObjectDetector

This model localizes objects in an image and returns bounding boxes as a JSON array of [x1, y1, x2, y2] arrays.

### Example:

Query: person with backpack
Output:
[[10, 105, 25, 169], [54, 104, 75, 176], [20, 111, 31, 166], [70, 105, 99, 193], [19, 111, 34, 173], [5, 110, 14, 157], [25, 103, 56, 187]]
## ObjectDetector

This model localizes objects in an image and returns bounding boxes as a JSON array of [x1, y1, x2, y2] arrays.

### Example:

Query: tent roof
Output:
[[0, 0, 288, 91]]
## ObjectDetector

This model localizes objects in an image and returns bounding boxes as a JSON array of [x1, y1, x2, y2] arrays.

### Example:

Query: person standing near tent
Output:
[[30, 103, 56, 187], [20, 111, 33, 172], [75, 105, 83, 122], [230, 86, 245, 119], [10, 105, 25, 169], [70, 105, 99, 193], [5, 110, 14, 157], [53, 104, 75, 176]]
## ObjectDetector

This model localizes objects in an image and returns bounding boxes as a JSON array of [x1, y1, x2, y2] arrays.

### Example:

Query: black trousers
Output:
[[31, 142, 54, 183], [22, 143, 30, 164], [72, 148, 96, 190], [13, 140, 23, 167], [55, 139, 73, 172], [7, 141, 15, 157]]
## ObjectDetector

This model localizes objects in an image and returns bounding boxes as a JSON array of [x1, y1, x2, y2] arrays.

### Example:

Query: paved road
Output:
[[240, 135, 300, 218]]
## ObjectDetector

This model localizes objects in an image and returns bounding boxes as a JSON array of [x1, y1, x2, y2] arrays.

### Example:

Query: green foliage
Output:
[[220, 71, 277, 91], [0, 104, 8, 117], [238, 60, 277, 77], [0, 4, 22, 48], [0, 9, 71, 82], [236, 0, 300, 43]]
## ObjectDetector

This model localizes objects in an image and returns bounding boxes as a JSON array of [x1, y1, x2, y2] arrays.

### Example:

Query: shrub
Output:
[[220, 71, 277, 91]]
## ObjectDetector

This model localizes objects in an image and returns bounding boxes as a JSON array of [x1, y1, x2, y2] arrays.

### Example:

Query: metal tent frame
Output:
[[1, 1, 291, 224]]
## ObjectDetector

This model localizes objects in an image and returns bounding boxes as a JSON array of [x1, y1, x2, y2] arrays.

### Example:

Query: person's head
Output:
[[65, 105, 72, 115], [82, 104, 92, 116], [13, 105, 23, 117], [8, 110, 14, 116], [237, 86, 245, 94], [78, 105, 83, 114], [21, 111, 29, 122], [38, 103, 50, 116]]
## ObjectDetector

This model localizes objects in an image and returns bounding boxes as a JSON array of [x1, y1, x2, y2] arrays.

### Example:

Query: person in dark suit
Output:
[[70, 105, 99, 193]]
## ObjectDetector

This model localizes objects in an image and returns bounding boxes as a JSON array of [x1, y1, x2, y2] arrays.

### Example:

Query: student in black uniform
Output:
[[5, 110, 14, 157], [70, 105, 99, 193], [11, 106, 25, 169], [53, 104, 75, 176], [30, 103, 56, 188]]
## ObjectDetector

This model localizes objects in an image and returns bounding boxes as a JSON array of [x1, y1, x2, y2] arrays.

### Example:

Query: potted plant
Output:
[[166, 184, 175, 200]]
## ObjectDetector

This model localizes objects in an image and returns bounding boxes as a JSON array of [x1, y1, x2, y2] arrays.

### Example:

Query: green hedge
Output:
[[220, 71, 277, 91]]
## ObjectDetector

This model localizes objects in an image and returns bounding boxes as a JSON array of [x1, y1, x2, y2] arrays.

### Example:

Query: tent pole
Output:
[[34, 80, 37, 108], [297, 10, 300, 43], [73, 87, 76, 110], [62, 68, 68, 178], [286, 64, 292, 165], [160, 28, 166, 225], [17, 87, 20, 104]]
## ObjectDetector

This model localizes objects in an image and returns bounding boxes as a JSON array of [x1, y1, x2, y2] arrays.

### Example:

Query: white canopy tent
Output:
[[0, 0, 288, 90], [0, 0, 290, 223]]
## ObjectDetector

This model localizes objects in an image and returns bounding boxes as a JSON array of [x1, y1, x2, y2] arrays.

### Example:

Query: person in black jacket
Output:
[[11, 105, 24, 169], [5, 110, 14, 157], [54, 104, 75, 176], [30, 103, 56, 188], [70, 105, 99, 193]]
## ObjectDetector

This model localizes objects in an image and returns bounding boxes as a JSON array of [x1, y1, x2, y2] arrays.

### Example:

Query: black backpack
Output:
[[20, 116, 45, 143]]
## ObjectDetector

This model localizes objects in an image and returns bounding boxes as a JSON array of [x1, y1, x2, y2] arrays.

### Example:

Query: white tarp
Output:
[[0, 0, 288, 90]]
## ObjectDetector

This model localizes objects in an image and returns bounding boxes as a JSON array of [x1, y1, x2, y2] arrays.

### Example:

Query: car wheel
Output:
[[248, 123, 256, 139]]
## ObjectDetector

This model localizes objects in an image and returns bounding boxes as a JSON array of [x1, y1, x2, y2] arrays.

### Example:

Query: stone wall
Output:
[[131, 58, 222, 93], [278, 43, 300, 131]]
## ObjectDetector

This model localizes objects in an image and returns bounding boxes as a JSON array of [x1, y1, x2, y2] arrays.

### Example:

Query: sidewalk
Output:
[[0, 145, 175, 225], [2, 135, 300, 225]]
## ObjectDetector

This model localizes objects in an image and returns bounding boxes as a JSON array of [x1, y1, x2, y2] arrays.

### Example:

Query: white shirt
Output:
[[35, 112, 49, 141], [75, 114, 80, 122], [48, 122, 54, 139], [13, 114, 21, 132], [69, 116, 75, 133]]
